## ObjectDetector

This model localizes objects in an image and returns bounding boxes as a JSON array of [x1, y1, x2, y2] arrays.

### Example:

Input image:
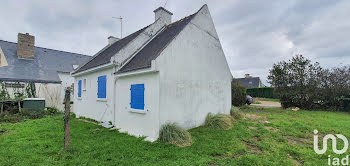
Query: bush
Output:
[[0, 112, 23, 123], [19, 110, 45, 119], [204, 113, 232, 130], [232, 80, 247, 106], [0, 110, 52, 123], [247, 87, 275, 98], [230, 107, 243, 120], [45, 107, 60, 115], [159, 123, 192, 147]]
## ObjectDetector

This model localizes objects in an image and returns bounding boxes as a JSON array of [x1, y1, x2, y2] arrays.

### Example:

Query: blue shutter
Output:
[[78, 80, 82, 97], [97, 75, 107, 99], [130, 84, 144, 110]]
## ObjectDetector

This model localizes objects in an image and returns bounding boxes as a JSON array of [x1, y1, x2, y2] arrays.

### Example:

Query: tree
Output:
[[268, 55, 323, 109]]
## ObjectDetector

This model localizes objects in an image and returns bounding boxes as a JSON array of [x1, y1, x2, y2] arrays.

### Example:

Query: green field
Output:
[[1, 107, 350, 165]]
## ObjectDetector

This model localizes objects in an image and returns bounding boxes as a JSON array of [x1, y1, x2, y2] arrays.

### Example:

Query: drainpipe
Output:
[[112, 62, 118, 127]]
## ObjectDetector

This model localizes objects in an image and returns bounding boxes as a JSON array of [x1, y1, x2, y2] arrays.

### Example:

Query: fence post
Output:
[[64, 87, 71, 149]]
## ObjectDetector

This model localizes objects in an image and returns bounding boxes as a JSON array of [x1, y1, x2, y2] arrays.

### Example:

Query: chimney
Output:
[[108, 36, 120, 45], [17, 33, 35, 59], [153, 7, 173, 25], [245, 74, 251, 78]]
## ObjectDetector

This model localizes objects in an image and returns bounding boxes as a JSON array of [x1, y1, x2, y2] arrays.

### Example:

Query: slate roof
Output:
[[0, 40, 90, 83], [73, 5, 201, 75], [117, 13, 196, 73], [72, 25, 150, 74], [234, 77, 263, 88]]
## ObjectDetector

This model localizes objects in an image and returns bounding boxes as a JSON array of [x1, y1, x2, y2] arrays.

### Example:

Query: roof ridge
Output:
[[118, 8, 200, 73], [72, 24, 152, 74], [0, 39, 89, 57]]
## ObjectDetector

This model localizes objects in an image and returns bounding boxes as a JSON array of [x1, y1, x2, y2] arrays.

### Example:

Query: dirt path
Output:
[[251, 101, 281, 108]]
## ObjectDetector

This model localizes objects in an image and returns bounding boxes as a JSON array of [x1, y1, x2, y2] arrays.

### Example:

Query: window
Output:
[[130, 84, 145, 110], [78, 80, 82, 98], [97, 75, 107, 99], [83, 79, 87, 91]]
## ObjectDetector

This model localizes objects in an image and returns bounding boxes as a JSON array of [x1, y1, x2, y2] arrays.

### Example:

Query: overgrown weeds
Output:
[[0, 108, 60, 123], [159, 123, 192, 147], [204, 113, 233, 130], [230, 107, 243, 120]]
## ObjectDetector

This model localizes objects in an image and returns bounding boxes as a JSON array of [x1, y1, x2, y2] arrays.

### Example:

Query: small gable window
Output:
[[78, 80, 82, 98], [130, 84, 145, 110], [97, 75, 107, 99]]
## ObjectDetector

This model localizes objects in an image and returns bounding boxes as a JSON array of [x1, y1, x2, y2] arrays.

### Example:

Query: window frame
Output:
[[97, 75, 107, 100], [82, 79, 87, 91], [130, 84, 145, 111], [77, 80, 82, 99]]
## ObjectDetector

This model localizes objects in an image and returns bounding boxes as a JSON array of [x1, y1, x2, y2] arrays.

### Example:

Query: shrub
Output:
[[247, 87, 275, 98], [0, 112, 23, 123], [159, 123, 192, 147], [45, 107, 60, 115], [269, 55, 350, 110], [19, 110, 45, 119], [230, 107, 243, 120], [232, 80, 247, 106], [268, 55, 322, 109], [204, 113, 232, 130], [0, 110, 50, 123]]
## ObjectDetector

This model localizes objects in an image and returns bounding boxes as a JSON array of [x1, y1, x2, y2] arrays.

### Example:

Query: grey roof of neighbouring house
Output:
[[72, 25, 150, 74], [117, 13, 196, 73], [234, 77, 262, 88], [0, 40, 90, 83]]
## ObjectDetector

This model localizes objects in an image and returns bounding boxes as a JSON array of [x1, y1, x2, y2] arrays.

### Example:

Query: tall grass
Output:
[[159, 123, 192, 147], [230, 107, 243, 120], [204, 113, 233, 130]]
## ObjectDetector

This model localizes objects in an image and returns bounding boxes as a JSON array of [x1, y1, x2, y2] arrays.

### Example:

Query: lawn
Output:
[[1, 107, 350, 165]]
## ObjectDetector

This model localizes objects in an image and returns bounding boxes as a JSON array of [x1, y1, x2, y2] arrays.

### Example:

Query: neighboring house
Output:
[[0, 33, 90, 110], [235, 74, 265, 88], [71, 5, 232, 141]]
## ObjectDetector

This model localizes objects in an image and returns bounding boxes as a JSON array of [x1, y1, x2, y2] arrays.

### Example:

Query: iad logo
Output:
[[313, 130, 348, 154], [314, 130, 349, 165]]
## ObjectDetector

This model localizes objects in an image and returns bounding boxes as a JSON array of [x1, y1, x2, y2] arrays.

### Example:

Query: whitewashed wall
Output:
[[72, 5, 231, 142], [73, 67, 114, 122], [114, 71, 160, 141], [155, 5, 232, 130]]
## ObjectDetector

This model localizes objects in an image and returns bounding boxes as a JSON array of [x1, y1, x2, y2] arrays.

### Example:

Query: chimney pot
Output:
[[245, 74, 251, 78], [153, 7, 173, 25], [108, 36, 120, 45], [17, 33, 35, 59]]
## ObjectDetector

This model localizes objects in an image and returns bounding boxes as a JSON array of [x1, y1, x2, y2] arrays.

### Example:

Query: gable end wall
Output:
[[156, 6, 232, 129]]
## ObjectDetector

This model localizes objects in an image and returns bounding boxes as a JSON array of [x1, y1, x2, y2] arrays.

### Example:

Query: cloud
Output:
[[0, 0, 349, 85]]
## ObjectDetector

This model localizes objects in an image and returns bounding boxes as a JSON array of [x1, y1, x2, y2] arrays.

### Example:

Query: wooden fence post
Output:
[[64, 88, 71, 149]]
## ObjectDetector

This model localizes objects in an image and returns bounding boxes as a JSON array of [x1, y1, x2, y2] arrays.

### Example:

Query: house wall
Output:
[[73, 67, 114, 122], [155, 5, 232, 130], [114, 71, 160, 141], [0, 47, 8, 67]]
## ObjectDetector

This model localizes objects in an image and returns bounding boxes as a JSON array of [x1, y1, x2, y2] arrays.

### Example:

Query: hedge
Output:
[[247, 87, 276, 98]]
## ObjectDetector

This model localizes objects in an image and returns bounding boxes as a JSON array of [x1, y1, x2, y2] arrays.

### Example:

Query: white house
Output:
[[71, 5, 232, 141], [0, 33, 90, 110]]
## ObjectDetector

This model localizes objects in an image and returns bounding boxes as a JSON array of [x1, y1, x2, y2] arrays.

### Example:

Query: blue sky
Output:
[[0, 0, 349, 85]]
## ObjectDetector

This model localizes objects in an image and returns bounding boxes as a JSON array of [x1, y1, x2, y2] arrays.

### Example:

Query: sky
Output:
[[0, 0, 349, 85]]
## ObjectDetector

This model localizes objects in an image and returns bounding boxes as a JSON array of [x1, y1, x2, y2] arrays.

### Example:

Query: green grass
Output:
[[1, 107, 350, 165]]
